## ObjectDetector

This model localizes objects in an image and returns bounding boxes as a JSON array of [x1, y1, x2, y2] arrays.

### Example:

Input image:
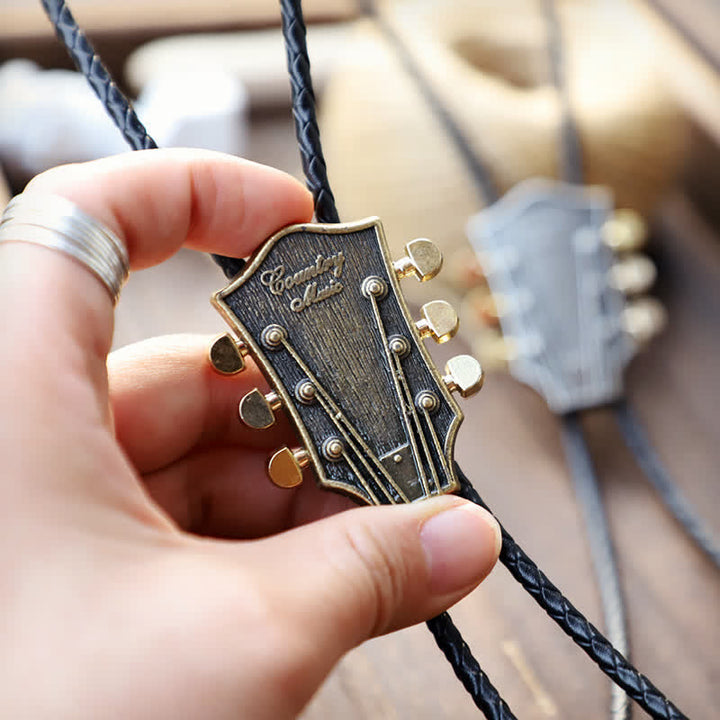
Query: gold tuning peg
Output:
[[415, 300, 459, 343], [393, 238, 443, 282], [448, 247, 487, 290], [622, 297, 667, 346], [602, 209, 648, 253], [268, 446, 309, 489], [609, 254, 657, 296], [443, 355, 484, 398], [472, 329, 515, 372], [209, 333, 247, 375], [462, 286, 502, 328], [239, 389, 282, 430]]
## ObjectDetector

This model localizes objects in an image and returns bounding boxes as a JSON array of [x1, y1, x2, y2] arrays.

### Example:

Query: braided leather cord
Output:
[[454, 464, 687, 720], [40, 0, 245, 280], [278, 0, 340, 224], [426, 614, 516, 720], [561, 414, 631, 720], [614, 400, 720, 569]]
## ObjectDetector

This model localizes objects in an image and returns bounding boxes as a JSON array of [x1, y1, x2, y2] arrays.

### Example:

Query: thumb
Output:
[[239, 495, 500, 676]]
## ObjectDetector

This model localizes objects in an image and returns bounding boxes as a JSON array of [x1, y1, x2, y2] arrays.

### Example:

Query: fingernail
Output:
[[420, 503, 502, 595]]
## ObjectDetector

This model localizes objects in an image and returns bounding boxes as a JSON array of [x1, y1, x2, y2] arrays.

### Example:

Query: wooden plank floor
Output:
[[111, 115, 719, 719]]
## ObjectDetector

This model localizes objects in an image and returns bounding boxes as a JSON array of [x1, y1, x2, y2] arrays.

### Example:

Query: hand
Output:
[[0, 150, 501, 720]]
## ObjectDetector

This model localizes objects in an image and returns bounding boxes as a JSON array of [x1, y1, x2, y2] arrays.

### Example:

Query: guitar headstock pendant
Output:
[[208, 217, 483, 504]]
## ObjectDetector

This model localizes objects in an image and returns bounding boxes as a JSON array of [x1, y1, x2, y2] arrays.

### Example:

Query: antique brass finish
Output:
[[393, 238, 443, 282], [239, 389, 282, 429], [609, 254, 657, 296], [602, 209, 648, 253], [268, 446, 310, 488], [443, 355, 484, 398], [208, 333, 247, 375], [415, 300, 459, 343], [622, 297, 667, 345]]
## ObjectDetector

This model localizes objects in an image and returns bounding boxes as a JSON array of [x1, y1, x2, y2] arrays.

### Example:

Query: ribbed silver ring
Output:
[[0, 193, 129, 303]]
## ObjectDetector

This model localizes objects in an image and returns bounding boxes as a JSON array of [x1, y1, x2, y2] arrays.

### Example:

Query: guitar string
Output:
[[38, 0, 688, 717], [277, 0, 687, 718]]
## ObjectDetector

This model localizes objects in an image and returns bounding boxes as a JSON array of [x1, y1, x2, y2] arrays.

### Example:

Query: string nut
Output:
[[239, 389, 282, 429], [415, 300, 459, 343], [443, 355, 484, 398], [209, 333, 247, 375], [268, 446, 310, 488], [393, 238, 443, 282]]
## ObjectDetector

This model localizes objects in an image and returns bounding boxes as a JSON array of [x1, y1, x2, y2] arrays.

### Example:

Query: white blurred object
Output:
[[0, 59, 248, 180]]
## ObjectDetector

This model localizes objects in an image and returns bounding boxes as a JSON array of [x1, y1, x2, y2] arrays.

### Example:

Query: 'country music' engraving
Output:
[[260, 251, 345, 312]]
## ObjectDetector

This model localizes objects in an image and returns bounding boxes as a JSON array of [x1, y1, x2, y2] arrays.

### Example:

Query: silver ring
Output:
[[0, 193, 129, 303]]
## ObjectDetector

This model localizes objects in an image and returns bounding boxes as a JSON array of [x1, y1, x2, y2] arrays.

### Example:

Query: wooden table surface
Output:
[[108, 109, 719, 719]]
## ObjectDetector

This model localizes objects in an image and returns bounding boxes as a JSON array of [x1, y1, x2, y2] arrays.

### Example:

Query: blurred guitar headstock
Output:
[[464, 179, 665, 414]]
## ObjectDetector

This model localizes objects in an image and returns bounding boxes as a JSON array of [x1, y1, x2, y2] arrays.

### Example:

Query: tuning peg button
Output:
[[393, 238, 443, 282], [443, 355, 484, 398], [416, 300, 459, 343], [602, 209, 648, 253], [239, 389, 282, 429], [209, 333, 247, 375], [623, 297, 667, 346], [268, 447, 309, 488], [609, 254, 657, 296]]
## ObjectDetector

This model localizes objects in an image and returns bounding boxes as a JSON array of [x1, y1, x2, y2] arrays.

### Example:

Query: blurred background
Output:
[[0, 1, 718, 718]]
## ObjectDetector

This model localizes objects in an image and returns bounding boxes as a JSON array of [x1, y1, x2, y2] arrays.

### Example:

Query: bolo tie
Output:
[[39, 0, 692, 717]]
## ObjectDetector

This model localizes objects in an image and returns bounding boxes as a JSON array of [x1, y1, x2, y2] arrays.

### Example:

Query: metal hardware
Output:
[[609, 254, 657, 296], [443, 355, 484, 398], [602, 209, 648, 253], [208, 333, 247, 375], [239, 389, 282, 429], [623, 297, 667, 346], [415, 300, 459, 343], [393, 238, 443, 282], [267, 446, 310, 488]]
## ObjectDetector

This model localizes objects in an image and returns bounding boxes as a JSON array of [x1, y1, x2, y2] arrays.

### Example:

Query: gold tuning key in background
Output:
[[609, 254, 657, 296], [448, 247, 487, 290], [602, 209, 648, 253], [472, 328, 515, 372], [622, 297, 667, 346], [415, 300, 459, 343], [443, 355, 484, 398], [393, 238, 443, 282], [268, 447, 310, 489], [239, 389, 282, 430], [209, 333, 247, 375]]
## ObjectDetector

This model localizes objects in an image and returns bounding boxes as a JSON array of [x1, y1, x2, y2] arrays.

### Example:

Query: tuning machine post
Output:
[[393, 238, 443, 282], [415, 300, 459, 343], [209, 333, 248, 375], [268, 446, 310, 488], [239, 389, 282, 429]]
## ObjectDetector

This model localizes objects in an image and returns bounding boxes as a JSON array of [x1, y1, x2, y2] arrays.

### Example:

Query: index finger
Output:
[[24, 148, 314, 269]]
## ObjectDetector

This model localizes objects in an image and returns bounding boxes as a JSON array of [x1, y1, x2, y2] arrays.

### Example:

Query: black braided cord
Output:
[[454, 464, 687, 720], [614, 400, 720, 569], [278, 0, 340, 224], [40, 0, 245, 280], [426, 614, 516, 720], [560, 414, 631, 720]]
